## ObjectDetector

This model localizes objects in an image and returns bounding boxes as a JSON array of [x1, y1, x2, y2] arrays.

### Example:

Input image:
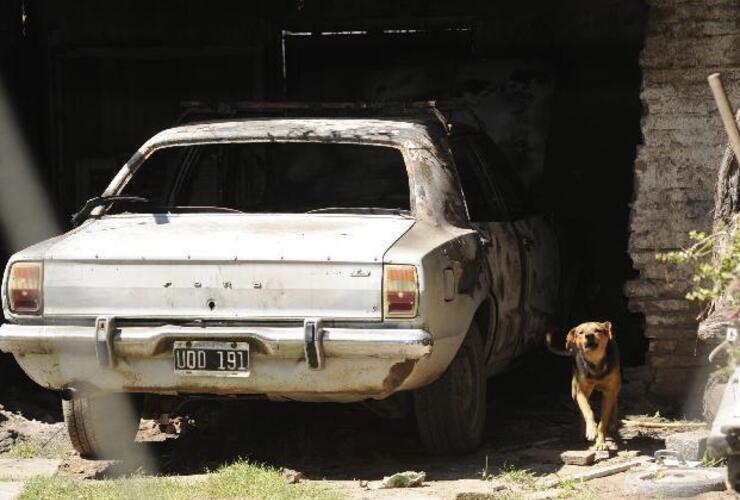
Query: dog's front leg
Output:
[[595, 390, 618, 451], [608, 398, 619, 433], [572, 377, 596, 441]]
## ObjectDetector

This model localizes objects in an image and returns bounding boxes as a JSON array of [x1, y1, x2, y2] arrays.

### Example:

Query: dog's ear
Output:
[[565, 327, 578, 351], [603, 321, 613, 339]]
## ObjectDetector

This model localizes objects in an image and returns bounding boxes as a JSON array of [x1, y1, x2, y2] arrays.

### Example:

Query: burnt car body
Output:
[[0, 105, 560, 456]]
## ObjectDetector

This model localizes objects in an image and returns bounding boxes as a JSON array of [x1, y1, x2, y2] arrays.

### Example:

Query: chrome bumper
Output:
[[0, 321, 433, 364], [0, 320, 434, 400]]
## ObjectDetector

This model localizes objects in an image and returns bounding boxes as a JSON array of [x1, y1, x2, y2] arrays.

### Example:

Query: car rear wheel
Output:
[[413, 322, 486, 454], [63, 393, 140, 459]]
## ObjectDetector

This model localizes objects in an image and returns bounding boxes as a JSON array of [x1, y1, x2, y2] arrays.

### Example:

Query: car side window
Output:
[[469, 135, 528, 220], [448, 138, 505, 222]]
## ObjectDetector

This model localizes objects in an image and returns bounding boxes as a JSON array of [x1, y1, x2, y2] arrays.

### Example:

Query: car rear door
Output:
[[448, 136, 525, 371], [468, 136, 560, 350]]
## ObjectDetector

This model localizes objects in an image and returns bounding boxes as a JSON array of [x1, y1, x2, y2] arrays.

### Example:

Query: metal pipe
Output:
[[708, 73, 740, 164]]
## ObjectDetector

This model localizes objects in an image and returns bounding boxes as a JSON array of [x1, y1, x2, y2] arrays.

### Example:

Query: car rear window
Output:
[[120, 142, 411, 214]]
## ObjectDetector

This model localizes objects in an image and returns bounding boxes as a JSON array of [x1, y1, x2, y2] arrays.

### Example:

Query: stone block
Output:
[[644, 327, 698, 340], [649, 339, 678, 353], [630, 299, 692, 315], [665, 429, 709, 461], [560, 450, 595, 466], [649, 353, 706, 368], [623, 366, 653, 383], [644, 314, 699, 329]]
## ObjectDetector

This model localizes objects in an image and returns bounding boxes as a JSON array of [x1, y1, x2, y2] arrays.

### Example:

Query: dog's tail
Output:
[[545, 332, 573, 357]]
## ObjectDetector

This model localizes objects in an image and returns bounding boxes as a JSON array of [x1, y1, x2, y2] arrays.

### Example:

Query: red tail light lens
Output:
[[8, 262, 43, 314], [384, 265, 418, 318]]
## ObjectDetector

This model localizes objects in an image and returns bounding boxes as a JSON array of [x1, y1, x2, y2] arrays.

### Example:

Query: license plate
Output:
[[173, 340, 250, 377]]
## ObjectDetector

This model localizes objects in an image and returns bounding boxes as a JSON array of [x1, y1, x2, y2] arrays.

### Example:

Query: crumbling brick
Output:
[[626, 0, 740, 404], [560, 450, 596, 466]]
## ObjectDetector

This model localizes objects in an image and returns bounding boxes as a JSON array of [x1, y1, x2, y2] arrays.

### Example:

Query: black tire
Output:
[[413, 322, 486, 455], [63, 393, 140, 459]]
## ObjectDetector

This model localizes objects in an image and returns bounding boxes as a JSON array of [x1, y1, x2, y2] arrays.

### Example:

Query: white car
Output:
[[0, 107, 560, 457]]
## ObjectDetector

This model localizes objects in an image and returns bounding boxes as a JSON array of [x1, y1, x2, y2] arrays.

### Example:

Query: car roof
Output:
[[141, 117, 445, 152]]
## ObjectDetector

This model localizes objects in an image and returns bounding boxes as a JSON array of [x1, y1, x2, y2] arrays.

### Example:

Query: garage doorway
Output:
[[282, 20, 646, 364]]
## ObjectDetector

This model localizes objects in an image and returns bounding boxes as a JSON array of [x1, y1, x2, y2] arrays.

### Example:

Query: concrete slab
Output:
[[0, 482, 23, 500], [0, 458, 61, 479], [665, 429, 709, 461]]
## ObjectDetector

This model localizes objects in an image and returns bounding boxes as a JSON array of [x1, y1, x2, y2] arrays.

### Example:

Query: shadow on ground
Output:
[[90, 351, 665, 482], [0, 353, 62, 423]]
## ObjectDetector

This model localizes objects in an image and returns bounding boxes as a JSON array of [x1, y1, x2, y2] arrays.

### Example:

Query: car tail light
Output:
[[8, 262, 42, 314], [384, 265, 418, 318]]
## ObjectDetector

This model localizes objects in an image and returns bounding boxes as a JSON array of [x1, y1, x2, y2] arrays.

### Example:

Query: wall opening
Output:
[[0, 1, 650, 415], [282, 8, 648, 365]]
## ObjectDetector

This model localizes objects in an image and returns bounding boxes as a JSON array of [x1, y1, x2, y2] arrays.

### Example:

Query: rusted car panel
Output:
[[1, 323, 432, 402], [99, 119, 469, 228], [36, 215, 415, 320], [0, 114, 558, 405]]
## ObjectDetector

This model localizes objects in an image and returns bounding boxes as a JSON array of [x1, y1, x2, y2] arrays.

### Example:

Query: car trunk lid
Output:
[[42, 213, 414, 320]]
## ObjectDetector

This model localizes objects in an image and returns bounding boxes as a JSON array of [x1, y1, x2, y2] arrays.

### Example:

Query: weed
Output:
[[700, 453, 727, 468], [3, 440, 70, 459], [554, 477, 596, 499], [20, 459, 341, 500], [492, 463, 538, 490]]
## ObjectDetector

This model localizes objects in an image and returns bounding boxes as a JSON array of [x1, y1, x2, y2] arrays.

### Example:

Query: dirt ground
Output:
[[0, 351, 736, 499]]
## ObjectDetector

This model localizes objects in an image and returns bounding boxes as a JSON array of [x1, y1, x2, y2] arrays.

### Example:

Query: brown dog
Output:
[[546, 321, 621, 450]]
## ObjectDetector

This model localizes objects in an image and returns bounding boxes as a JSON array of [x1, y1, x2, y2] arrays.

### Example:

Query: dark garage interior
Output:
[[0, 0, 647, 405]]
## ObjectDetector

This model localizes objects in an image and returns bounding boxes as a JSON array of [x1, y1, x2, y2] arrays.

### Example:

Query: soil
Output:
[[0, 350, 737, 498], [0, 354, 70, 457]]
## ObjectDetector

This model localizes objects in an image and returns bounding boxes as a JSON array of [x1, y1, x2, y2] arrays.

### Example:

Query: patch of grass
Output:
[[3, 441, 41, 458], [700, 454, 727, 468], [3, 440, 70, 459], [201, 461, 339, 499], [491, 463, 539, 490], [484, 461, 597, 499], [20, 460, 342, 500], [555, 477, 596, 499]]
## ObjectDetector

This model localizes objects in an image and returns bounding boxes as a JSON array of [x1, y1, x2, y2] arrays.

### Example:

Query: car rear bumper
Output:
[[0, 321, 433, 401]]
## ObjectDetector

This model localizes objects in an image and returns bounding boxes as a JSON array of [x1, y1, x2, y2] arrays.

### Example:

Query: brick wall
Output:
[[627, 0, 740, 402]]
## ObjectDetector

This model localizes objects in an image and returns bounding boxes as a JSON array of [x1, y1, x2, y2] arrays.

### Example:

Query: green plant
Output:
[[3, 440, 71, 460], [492, 463, 538, 490], [20, 459, 341, 500], [700, 453, 727, 468], [656, 219, 740, 383], [656, 216, 740, 304], [555, 477, 595, 499]]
